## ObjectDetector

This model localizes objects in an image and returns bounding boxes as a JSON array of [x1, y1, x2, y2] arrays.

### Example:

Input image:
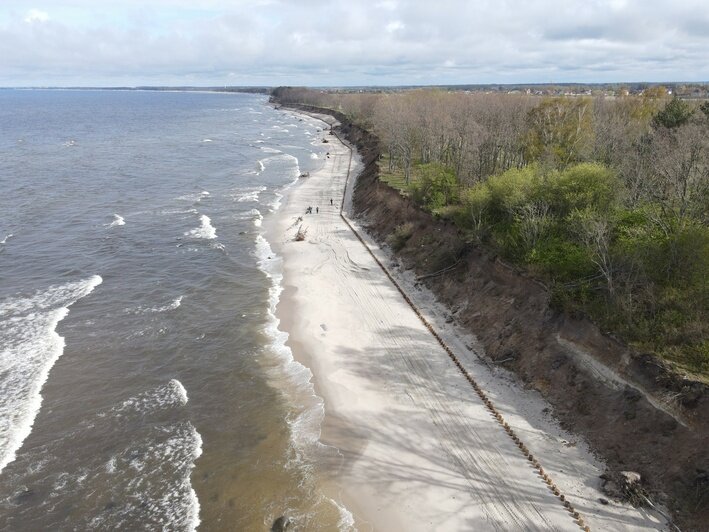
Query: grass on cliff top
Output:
[[378, 154, 417, 194]]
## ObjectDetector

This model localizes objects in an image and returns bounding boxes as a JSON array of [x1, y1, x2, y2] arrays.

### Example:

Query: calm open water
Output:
[[0, 89, 347, 530]]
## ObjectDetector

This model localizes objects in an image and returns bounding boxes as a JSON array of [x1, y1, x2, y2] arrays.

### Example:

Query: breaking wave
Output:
[[0, 275, 103, 473]]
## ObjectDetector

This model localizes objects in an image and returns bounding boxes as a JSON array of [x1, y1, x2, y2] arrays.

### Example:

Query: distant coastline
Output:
[[2, 81, 709, 99], [0, 86, 272, 94]]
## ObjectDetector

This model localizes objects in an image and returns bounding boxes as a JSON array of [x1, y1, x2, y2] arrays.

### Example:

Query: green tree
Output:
[[653, 97, 694, 129]]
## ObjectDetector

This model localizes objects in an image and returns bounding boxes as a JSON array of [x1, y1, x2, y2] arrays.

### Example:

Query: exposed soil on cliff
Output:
[[277, 102, 709, 531]]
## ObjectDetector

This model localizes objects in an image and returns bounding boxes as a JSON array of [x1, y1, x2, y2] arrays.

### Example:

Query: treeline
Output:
[[273, 87, 709, 377]]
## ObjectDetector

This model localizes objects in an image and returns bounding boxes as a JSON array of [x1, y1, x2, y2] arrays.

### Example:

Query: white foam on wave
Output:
[[115, 379, 189, 415], [85, 381, 202, 531], [184, 215, 217, 240], [127, 296, 183, 315], [235, 208, 263, 228], [260, 146, 281, 154], [201, 139, 213, 143], [0, 233, 12, 244], [110, 380, 201, 530], [254, 236, 317, 412], [238, 191, 260, 203], [108, 214, 125, 227], [155, 296, 183, 313], [125, 422, 203, 531], [177, 191, 209, 203], [267, 154, 301, 213], [233, 186, 267, 203], [310, 152, 319, 159], [0, 275, 102, 473], [257, 160, 266, 174]]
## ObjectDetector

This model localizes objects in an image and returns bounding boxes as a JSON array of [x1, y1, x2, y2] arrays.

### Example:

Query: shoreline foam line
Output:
[[257, 117, 355, 530], [256, 233, 355, 529], [295, 107, 590, 531]]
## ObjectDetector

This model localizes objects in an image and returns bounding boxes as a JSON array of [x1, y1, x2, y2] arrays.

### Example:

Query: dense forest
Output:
[[273, 87, 709, 379]]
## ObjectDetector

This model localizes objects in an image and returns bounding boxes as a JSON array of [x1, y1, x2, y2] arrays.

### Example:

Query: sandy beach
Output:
[[266, 110, 669, 531]]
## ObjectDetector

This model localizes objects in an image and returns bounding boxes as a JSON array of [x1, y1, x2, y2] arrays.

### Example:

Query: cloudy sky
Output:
[[1, 0, 707, 86]]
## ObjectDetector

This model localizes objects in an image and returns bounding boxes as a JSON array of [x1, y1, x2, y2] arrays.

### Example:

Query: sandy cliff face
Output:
[[278, 102, 708, 531]]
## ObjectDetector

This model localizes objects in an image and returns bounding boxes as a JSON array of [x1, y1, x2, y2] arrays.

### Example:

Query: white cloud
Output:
[[377, 0, 398, 10], [24, 8, 49, 24], [0, 0, 707, 85], [385, 20, 404, 33]]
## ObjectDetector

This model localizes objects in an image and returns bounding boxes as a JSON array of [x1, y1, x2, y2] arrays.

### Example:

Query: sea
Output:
[[0, 89, 349, 530]]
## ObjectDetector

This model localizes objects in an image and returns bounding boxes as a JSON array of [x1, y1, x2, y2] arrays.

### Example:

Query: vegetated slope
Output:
[[275, 87, 709, 381], [275, 97, 709, 531]]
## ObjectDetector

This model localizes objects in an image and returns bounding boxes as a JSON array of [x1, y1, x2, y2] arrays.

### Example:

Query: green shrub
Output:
[[485, 165, 538, 220], [411, 163, 458, 210], [528, 236, 595, 281], [542, 163, 619, 216], [460, 185, 493, 233]]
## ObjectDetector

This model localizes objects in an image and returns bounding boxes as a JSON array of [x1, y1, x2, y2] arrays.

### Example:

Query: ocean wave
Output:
[[103, 422, 203, 531], [201, 139, 213, 143], [266, 156, 300, 213], [256, 153, 299, 177], [13, 379, 203, 531], [100, 382, 201, 529], [0, 275, 103, 473], [115, 379, 189, 415], [238, 191, 260, 203], [184, 215, 217, 240], [281, 153, 301, 178], [270, 192, 284, 212], [232, 186, 266, 203], [0, 233, 12, 245], [126, 296, 183, 315], [108, 214, 125, 227], [259, 146, 281, 154], [309, 153, 319, 159], [177, 191, 209, 203]]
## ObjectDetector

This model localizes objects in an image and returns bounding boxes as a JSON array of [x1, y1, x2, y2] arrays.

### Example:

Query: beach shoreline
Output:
[[265, 107, 669, 531]]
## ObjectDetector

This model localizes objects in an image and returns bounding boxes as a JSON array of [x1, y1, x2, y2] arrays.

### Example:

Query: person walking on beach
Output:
[[330, 198, 333, 206], [316, 206, 319, 214]]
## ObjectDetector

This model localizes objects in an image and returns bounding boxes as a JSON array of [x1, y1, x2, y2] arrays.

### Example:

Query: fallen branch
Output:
[[294, 225, 308, 241]]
